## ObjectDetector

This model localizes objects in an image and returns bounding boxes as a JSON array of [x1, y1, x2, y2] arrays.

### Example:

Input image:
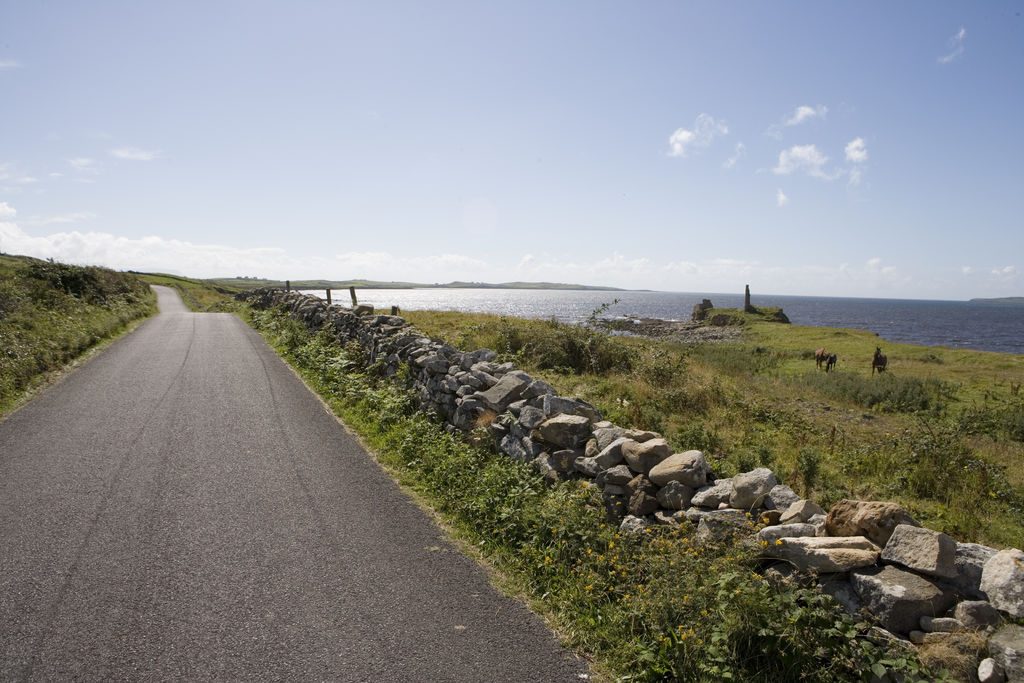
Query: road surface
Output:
[[0, 286, 586, 681]]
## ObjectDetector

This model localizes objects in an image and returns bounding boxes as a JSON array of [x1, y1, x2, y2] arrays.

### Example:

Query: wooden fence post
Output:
[[391, 305, 399, 316], [349, 287, 358, 306], [286, 280, 291, 292], [326, 288, 332, 305]]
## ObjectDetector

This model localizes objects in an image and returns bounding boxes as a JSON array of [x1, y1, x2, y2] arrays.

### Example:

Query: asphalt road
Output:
[[0, 286, 586, 681]]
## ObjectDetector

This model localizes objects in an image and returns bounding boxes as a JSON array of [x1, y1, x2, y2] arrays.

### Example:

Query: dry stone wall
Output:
[[243, 288, 1024, 682]]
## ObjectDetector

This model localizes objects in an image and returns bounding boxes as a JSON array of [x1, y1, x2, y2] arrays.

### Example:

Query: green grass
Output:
[[0, 254, 156, 417], [134, 272, 240, 312], [403, 310, 1024, 548], [245, 305, 943, 683]]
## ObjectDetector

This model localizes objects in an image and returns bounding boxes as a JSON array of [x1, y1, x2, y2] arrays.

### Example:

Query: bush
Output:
[[495, 316, 633, 375], [798, 371, 950, 413]]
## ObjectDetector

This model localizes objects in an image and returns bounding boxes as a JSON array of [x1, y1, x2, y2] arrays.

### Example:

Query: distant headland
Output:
[[969, 296, 1024, 304], [206, 277, 632, 292]]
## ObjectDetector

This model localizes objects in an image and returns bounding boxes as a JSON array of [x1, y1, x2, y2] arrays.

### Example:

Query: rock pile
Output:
[[242, 289, 1024, 682]]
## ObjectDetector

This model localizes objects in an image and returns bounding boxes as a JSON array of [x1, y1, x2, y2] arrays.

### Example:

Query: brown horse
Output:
[[872, 346, 888, 374], [815, 348, 829, 370]]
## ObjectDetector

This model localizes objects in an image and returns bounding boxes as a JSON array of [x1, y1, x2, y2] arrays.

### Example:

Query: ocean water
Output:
[[301, 288, 1024, 355]]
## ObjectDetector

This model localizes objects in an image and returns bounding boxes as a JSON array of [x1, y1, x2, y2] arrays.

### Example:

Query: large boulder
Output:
[[762, 536, 880, 573], [729, 468, 777, 509], [825, 499, 920, 547], [622, 439, 673, 475], [850, 565, 956, 635], [981, 549, 1024, 618], [602, 464, 635, 486], [880, 524, 957, 578], [475, 374, 529, 412], [691, 478, 733, 508], [756, 523, 817, 543], [952, 542, 998, 600], [593, 426, 626, 451], [989, 625, 1024, 682], [649, 450, 710, 488], [535, 414, 591, 449]]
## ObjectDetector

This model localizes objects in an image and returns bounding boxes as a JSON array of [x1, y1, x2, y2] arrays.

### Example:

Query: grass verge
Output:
[[245, 304, 944, 682], [0, 254, 156, 418]]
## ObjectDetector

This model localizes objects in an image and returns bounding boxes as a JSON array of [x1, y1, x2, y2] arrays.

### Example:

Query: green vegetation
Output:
[[246, 306, 944, 682], [134, 272, 240, 312], [404, 309, 1024, 548], [0, 254, 155, 416]]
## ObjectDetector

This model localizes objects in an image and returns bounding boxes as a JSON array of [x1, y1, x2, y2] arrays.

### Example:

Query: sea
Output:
[[301, 288, 1024, 355]]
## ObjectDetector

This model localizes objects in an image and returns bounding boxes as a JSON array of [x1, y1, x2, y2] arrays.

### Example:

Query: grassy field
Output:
[[0, 254, 156, 417], [403, 308, 1024, 548], [134, 272, 241, 312]]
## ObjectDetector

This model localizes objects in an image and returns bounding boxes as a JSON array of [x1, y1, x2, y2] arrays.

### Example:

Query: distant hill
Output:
[[970, 296, 1024, 304], [207, 277, 629, 292]]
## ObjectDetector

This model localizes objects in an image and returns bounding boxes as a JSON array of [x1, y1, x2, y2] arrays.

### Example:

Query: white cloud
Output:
[[785, 105, 828, 126], [0, 202, 16, 219], [68, 157, 98, 172], [668, 114, 728, 157], [772, 144, 836, 179], [961, 266, 974, 275], [110, 147, 161, 161], [938, 27, 966, 64], [0, 60, 22, 71], [845, 137, 868, 163], [776, 189, 789, 207], [991, 265, 1017, 279], [723, 142, 746, 169], [22, 212, 97, 226]]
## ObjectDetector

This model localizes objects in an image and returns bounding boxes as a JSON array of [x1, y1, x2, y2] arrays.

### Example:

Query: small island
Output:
[[970, 296, 1024, 304]]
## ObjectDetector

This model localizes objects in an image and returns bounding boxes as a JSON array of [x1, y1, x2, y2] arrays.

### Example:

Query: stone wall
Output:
[[242, 288, 1024, 682]]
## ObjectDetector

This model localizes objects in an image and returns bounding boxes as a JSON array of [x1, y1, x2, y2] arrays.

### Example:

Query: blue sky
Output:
[[1, 1, 1022, 298]]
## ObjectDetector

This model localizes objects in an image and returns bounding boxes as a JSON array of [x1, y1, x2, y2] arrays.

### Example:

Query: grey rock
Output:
[[953, 542, 998, 600], [850, 565, 956, 635], [500, 433, 532, 462], [920, 616, 963, 633], [622, 438, 674, 475], [476, 374, 529, 412], [522, 378, 556, 399], [655, 481, 694, 510], [956, 600, 1002, 630], [982, 548, 1024, 618], [683, 507, 714, 524], [548, 449, 580, 473], [766, 484, 800, 511], [619, 515, 649, 535], [573, 456, 602, 478], [779, 499, 825, 525], [622, 428, 659, 442], [518, 405, 546, 430], [756, 523, 817, 543], [535, 414, 592, 449], [593, 426, 626, 451], [729, 468, 778, 509], [648, 450, 710, 487], [880, 524, 957, 578], [977, 657, 1005, 683], [762, 536, 881, 574], [542, 395, 601, 422], [594, 437, 634, 469], [628, 489, 660, 517], [819, 575, 862, 615], [653, 510, 682, 526], [602, 484, 629, 496], [696, 509, 752, 543], [603, 465, 635, 486], [691, 478, 733, 508], [584, 439, 599, 458], [988, 625, 1024, 682]]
